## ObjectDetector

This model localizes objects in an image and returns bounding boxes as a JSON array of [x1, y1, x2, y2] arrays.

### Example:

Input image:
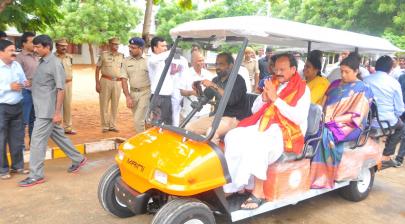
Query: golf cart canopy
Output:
[[170, 16, 402, 54]]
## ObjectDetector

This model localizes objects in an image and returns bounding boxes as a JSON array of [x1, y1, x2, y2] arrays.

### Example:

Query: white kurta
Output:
[[170, 56, 189, 126], [223, 84, 311, 193]]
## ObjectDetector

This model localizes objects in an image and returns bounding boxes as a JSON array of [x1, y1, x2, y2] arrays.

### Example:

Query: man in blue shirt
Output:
[[0, 39, 30, 179], [364, 56, 405, 167]]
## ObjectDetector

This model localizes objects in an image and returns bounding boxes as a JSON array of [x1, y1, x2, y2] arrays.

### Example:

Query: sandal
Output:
[[240, 194, 266, 210], [1, 173, 11, 180]]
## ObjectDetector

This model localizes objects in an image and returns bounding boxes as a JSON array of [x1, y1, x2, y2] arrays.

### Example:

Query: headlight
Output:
[[154, 170, 168, 185], [122, 141, 134, 150], [117, 150, 125, 161]]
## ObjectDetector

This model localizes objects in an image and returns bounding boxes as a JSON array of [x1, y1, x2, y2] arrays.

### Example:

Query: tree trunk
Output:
[[142, 0, 153, 48], [88, 43, 95, 65], [0, 0, 13, 13]]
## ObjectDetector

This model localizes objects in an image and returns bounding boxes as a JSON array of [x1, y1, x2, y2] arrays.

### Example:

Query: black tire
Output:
[[151, 198, 215, 224], [98, 164, 135, 218], [339, 167, 375, 202]]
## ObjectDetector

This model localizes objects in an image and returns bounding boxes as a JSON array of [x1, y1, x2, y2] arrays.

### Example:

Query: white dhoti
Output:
[[223, 122, 284, 193], [222, 83, 311, 194], [171, 89, 182, 127]]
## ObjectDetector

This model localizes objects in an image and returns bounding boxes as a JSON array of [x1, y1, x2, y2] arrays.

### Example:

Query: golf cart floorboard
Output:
[[227, 181, 350, 222]]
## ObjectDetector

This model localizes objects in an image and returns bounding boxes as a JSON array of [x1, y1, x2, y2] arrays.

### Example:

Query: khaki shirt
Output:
[[242, 59, 259, 82], [120, 56, 150, 88], [55, 52, 73, 80], [97, 51, 124, 78]]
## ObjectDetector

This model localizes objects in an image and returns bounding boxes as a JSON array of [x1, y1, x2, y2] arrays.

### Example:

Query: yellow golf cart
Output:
[[98, 16, 401, 223]]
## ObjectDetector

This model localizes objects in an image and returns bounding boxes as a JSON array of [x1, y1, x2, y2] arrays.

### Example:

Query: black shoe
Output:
[[394, 159, 403, 168], [10, 168, 29, 174], [382, 159, 398, 168], [19, 177, 45, 187], [109, 128, 119, 133], [67, 157, 88, 173]]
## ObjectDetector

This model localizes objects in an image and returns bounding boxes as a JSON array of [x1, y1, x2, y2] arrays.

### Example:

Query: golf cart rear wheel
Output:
[[98, 164, 135, 218], [151, 198, 215, 224], [339, 167, 375, 202]]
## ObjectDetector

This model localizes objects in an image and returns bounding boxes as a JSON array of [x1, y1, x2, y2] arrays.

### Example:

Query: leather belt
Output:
[[101, 75, 123, 81], [66, 79, 72, 83], [130, 85, 150, 92]]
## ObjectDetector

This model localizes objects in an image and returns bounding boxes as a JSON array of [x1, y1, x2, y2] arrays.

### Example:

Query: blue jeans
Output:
[[0, 102, 25, 174], [22, 89, 35, 140]]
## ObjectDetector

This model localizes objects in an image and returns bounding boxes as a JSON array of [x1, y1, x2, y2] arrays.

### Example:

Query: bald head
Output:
[[191, 51, 205, 73]]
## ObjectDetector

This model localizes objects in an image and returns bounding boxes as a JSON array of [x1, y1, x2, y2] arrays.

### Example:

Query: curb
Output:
[[7, 137, 126, 164]]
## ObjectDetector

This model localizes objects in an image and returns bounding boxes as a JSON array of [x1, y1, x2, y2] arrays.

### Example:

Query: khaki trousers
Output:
[[63, 81, 73, 131], [130, 89, 151, 133], [99, 78, 122, 130], [185, 116, 239, 144]]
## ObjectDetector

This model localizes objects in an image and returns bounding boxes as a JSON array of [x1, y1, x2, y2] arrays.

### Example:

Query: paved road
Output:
[[1, 151, 404, 224]]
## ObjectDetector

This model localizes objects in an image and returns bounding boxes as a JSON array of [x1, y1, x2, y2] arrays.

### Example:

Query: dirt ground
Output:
[[0, 151, 404, 224], [44, 65, 136, 147]]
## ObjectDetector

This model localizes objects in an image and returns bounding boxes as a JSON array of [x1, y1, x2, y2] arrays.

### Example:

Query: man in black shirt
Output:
[[258, 46, 274, 80], [185, 52, 248, 144]]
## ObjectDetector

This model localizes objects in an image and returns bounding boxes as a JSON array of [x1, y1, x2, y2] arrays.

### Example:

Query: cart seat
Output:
[[277, 104, 323, 162]]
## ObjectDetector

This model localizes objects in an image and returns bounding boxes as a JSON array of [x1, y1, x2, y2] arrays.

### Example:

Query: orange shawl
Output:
[[238, 72, 307, 154]]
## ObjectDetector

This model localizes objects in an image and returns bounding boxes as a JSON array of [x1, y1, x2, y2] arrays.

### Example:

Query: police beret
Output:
[[129, 37, 145, 47]]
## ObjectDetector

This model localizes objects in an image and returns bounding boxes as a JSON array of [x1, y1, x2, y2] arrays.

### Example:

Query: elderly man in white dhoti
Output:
[[223, 53, 311, 210]]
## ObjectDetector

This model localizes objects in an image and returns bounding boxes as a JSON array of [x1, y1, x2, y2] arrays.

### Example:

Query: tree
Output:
[[142, 0, 192, 47], [155, 0, 267, 44], [270, 0, 405, 49], [0, 0, 62, 32], [48, 0, 142, 64]]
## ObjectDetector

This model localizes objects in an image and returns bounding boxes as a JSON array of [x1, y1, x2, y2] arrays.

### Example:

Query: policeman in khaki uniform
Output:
[[121, 37, 151, 133], [95, 37, 124, 132], [55, 38, 76, 134]]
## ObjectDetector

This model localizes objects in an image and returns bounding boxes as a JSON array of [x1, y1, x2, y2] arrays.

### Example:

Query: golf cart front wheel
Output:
[[151, 198, 215, 224], [98, 164, 135, 218], [339, 167, 375, 202]]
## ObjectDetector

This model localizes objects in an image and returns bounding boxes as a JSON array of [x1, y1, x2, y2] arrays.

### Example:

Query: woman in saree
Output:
[[310, 52, 374, 189], [304, 54, 329, 105]]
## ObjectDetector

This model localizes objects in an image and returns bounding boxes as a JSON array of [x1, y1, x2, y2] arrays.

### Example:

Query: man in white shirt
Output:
[[170, 50, 189, 126], [148, 36, 173, 125], [390, 56, 404, 79], [179, 52, 215, 120], [0, 39, 30, 179], [223, 53, 310, 210]]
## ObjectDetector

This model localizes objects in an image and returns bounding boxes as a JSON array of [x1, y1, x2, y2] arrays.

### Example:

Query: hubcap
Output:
[[184, 219, 204, 224], [357, 168, 371, 193]]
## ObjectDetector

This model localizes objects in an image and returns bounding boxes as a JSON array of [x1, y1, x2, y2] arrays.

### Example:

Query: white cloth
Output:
[[171, 56, 189, 126], [179, 67, 215, 119], [238, 66, 252, 93], [223, 86, 311, 193], [327, 66, 370, 83], [297, 59, 305, 79], [390, 66, 404, 80], [148, 51, 174, 95]]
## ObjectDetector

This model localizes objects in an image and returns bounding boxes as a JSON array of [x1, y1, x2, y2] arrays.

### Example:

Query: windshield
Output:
[[145, 36, 249, 142]]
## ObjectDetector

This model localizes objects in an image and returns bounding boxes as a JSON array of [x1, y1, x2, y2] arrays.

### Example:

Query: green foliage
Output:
[[270, 0, 405, 50], [0, 0, 63, 32], [48, 0, 142, 44], [156, 0, 266, 44]]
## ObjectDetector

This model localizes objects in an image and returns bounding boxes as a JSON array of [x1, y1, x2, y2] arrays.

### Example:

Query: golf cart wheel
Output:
[[339, 167, 375, 202], [151, 198, 215, 224], [98, 164, 135, 218]]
